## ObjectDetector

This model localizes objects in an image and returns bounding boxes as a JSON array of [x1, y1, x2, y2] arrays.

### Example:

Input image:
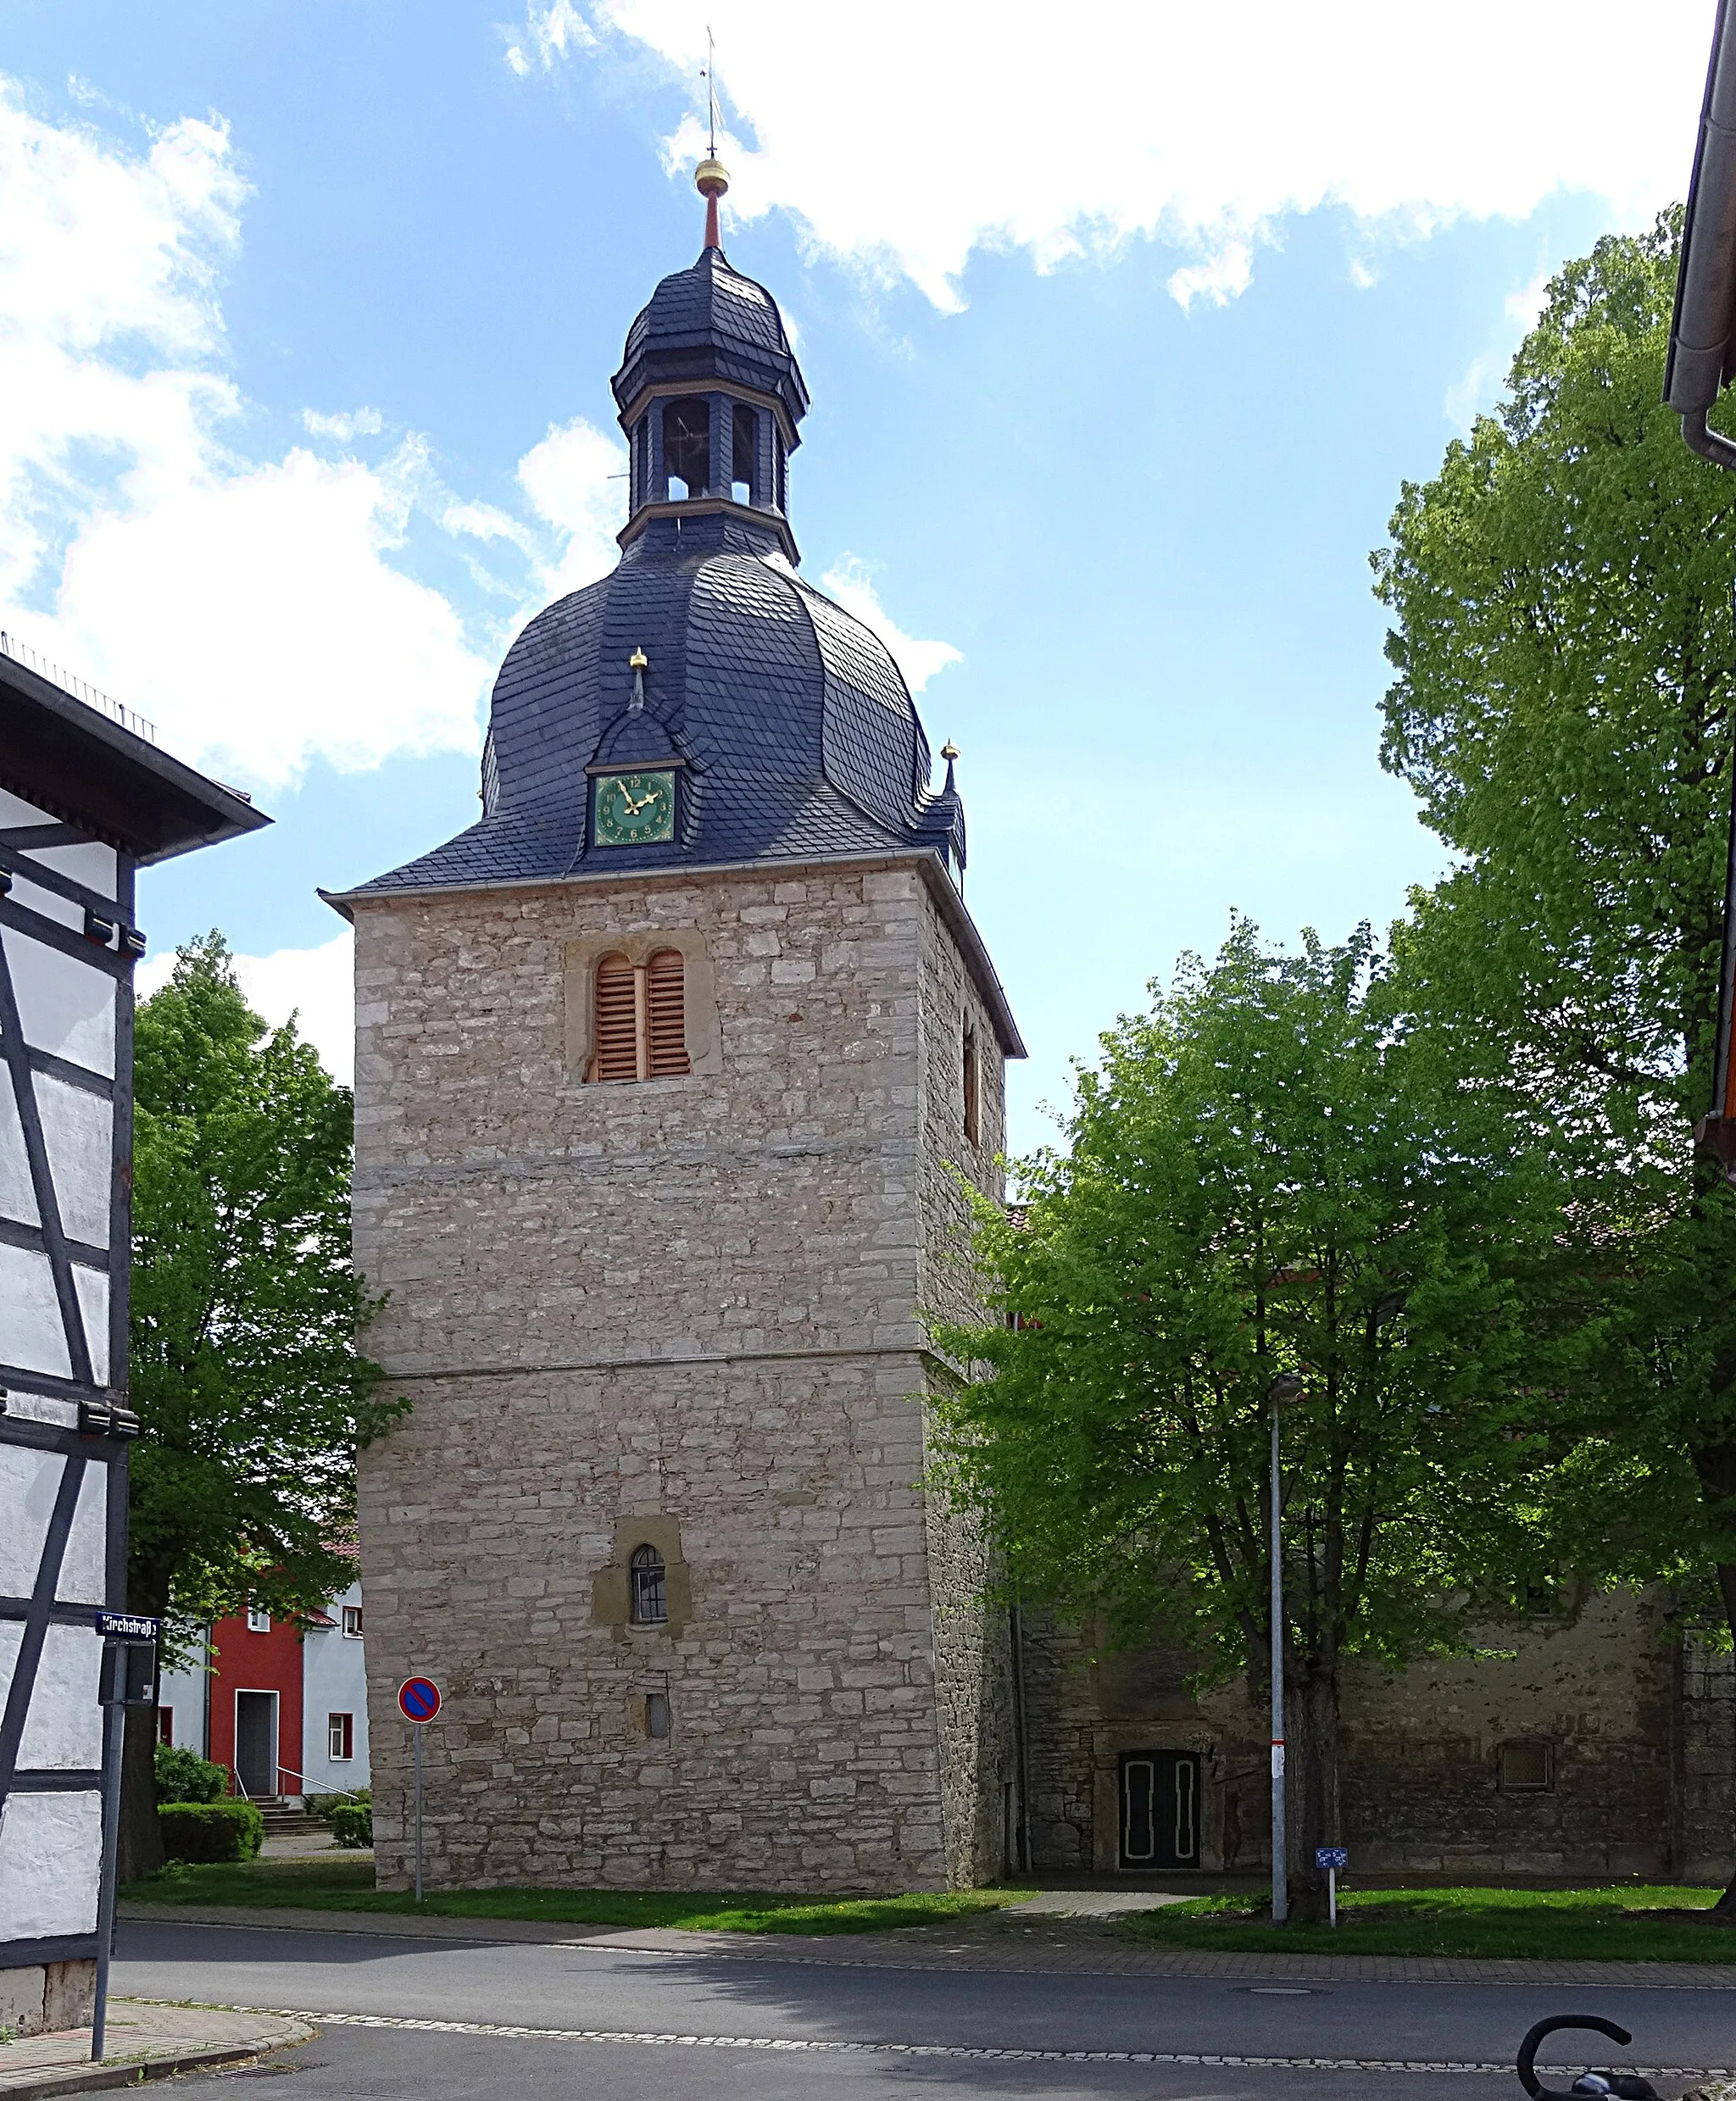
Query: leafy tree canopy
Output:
[[1373, 212, 1736, 1637], [932, 920, 1557, 1903], [129, 933, 404, 1634]]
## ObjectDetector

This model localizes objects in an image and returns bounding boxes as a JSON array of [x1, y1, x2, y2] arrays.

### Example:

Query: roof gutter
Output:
[[1672, 0, 1736, 1176]]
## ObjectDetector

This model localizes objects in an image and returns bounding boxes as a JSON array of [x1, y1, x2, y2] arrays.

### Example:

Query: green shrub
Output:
[[159, 1800, 264, 1863], [328, 1803, 372, 1849], [153, 1742, 227, 1805], [304, 1787, 370, 1825]]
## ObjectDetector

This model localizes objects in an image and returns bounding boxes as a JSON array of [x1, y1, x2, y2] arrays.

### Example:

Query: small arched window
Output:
[[962, 1020, 980, 1146], [629, 1544, 667, 1626], [590, 951, 690, 1082], [663, 396, 709, 499]]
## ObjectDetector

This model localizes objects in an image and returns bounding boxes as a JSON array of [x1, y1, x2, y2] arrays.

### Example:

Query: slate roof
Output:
[[340, 233, 1020, 1049], [351, 509, 965, 897], [613, 247, 810, 428]]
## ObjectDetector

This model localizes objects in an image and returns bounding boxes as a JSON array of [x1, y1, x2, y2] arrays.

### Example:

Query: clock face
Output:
[[594, 770, 676, 847]]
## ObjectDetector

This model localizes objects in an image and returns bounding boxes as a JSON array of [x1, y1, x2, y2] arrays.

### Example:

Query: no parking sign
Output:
[[398, 1676, 441, 1722]]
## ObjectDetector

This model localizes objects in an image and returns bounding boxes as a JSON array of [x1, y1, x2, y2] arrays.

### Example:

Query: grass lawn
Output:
[[120, 1854, 1022, 1935], [1122, 1884, 1735, 1964]]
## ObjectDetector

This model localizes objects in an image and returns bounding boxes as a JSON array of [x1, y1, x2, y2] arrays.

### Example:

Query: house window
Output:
[[590, 952, 690, 1082], [328, 1712, 354, 1761], [246, 1605, 270, 1633], [342, 1605, 364, 1639], [629, 1543, 668, 1626], [158, 1707, 174, 1745], [1497, 1740, 1553, 1792], [962, 1020, 980, 1146]]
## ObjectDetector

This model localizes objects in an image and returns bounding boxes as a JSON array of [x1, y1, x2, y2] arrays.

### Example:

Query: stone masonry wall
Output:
[[914, 875, 1015, 1885], [352, 857, 1010, 1893], [1021, 1588, 1734, 1882]]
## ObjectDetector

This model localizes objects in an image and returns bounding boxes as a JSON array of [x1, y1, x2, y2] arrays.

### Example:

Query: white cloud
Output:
[[137, 929, 354, 1085], [530, 1, 1713, 309], [302, 406, 385, 442], [515, 416, 629, 597], [504, 0, 595, 76], [819, 555, 960, 695], [0, 81, 517, 792], [1444, 269, 1554, 429]]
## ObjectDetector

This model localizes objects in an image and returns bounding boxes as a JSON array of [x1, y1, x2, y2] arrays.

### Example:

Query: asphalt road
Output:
[[116, 1920, 1736, 2101]]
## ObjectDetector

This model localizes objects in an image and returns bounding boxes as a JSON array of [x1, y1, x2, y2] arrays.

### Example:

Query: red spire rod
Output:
[[705, 189, 721, 251]]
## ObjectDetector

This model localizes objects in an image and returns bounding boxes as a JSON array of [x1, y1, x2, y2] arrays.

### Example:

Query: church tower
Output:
[[331, 163, 1026, 1893]]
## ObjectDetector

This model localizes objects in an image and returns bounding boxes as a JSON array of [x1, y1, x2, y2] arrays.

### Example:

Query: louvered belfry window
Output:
[[590, 951, 691, 1082]]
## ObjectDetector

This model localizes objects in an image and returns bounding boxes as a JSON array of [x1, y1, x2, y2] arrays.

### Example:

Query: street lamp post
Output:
[[1266, 1372, 1304, 1926]]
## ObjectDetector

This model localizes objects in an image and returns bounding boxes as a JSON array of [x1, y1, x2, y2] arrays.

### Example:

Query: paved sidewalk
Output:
[[117, 1898, 1736, 1988], [0, 2000, 313, 2098]]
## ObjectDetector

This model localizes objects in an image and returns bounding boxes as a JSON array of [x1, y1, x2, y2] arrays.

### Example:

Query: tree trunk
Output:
[[1287, 1653, 1342, 1924], [1689, 1437, 1736, 1920], [117, 1563, 170, 1885], [118, 1704, 164, 1883]]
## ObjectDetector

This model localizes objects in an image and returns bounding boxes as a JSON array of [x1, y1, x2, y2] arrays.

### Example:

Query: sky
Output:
[[0, 0, 1718, 1151]]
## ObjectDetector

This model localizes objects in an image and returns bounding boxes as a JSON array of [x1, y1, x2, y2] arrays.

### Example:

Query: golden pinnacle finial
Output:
[[940, 740, 960, 762], [695, 157, 730, 200], [629, 647, 648, 670]]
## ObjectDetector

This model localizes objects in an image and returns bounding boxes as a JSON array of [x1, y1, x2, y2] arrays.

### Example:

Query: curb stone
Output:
[[0, 2004, 314, 2099], [117, 1903, 1736, 1987]]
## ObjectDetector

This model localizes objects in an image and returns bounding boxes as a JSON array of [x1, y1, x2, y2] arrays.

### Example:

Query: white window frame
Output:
[[246, 1605, 270, 1633], [341, 1604, 364, 1639], [328, 1712, 354, 1761]]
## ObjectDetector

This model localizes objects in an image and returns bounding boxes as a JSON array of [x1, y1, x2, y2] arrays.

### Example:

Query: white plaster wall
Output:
[[156, 1648, 209, 1756], [301, 1581, 369, 1792], [72, 1268, 108, 1385], [55, 1461, 108, 1607], [0, 1068, 40, 1226], [0, 1446, 64, 1593], [36, 1076, 112, 1249], [0, 1242, 70, 1377], [3, 927, 114, 1078], [0, 1792, 100, 1937], [17, 1625, 103, 1769], [23, 841, 115, 899]]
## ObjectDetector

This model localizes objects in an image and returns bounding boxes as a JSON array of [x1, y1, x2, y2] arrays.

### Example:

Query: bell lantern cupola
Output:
[[610, 158, 810, 563]]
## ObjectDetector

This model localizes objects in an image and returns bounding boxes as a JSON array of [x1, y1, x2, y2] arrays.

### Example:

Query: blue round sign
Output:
[[398, 1675, 441, 1722]]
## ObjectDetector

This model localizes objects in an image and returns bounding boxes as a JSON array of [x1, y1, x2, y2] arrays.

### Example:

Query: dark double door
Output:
[[1119, 1749, 1201, 1870]]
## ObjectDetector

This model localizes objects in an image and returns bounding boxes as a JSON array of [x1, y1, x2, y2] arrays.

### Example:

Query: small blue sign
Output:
[[96, 1609, 159, 1640], [1316, 1847, 1349, 1870]]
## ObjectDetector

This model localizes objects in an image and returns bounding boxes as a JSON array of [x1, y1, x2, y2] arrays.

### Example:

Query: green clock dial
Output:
[[594, 770, 676, 847]]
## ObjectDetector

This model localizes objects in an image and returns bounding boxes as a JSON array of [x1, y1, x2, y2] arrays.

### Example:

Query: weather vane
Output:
[[703, 25, 718, 159]]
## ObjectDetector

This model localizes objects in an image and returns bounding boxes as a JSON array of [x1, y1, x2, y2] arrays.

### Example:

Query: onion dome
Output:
[[348, 163, 984, 1023]]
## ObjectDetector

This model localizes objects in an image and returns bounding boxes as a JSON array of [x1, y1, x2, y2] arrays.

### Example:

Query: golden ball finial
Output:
[[940, 741, 960, 763], [695, 156, 730, 199], [629, 647, 648, 670]]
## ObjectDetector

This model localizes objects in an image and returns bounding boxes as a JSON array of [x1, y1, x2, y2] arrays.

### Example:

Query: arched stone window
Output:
[[589, 951, 690, 1082], [962, 1019, 980, 1146], [663, 396, 709, 498], [629, 1544, 667, 1626]]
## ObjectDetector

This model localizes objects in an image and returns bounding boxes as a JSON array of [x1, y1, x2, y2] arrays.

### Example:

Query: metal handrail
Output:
[[0, 629, 157, 742]]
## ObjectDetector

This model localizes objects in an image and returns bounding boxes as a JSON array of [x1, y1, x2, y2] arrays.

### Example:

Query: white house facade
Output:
[[0, 638, 264, 2036]]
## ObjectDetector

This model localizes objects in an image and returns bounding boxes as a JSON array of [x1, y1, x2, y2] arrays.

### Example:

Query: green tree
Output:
[[932, 921, 1553, 1918], [1372, 214, 1736, 1909], [121, 935, 404, 1876]]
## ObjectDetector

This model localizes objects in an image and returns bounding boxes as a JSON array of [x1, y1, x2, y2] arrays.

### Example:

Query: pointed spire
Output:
[[940, 740, 960, 793], [696, 154, 729, 253], [629, 647, 648, 714]]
